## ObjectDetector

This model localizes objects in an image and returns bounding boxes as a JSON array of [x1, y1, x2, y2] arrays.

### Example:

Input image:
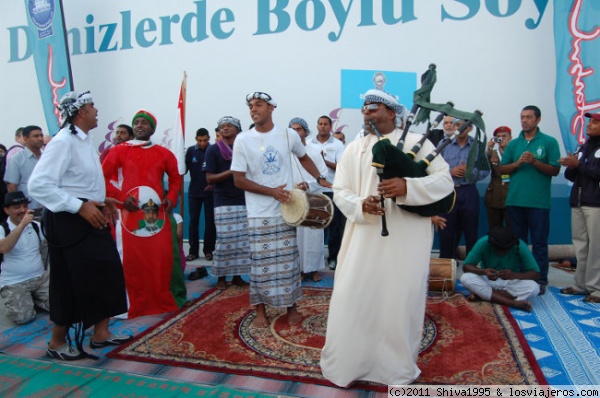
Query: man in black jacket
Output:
[[559, 112, 600, 304]]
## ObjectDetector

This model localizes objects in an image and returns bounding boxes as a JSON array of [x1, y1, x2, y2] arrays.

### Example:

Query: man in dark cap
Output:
[[559, 111, 600, 303], [460, 226, 540, 312], [0, 191, 48, 326]]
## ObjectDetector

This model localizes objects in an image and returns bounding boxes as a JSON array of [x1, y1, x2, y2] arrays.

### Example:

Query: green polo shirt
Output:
[[464, 237, 540, 273], [500, 129, 560, 209]]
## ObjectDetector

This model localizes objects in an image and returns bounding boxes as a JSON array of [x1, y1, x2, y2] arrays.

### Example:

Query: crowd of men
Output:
[[1, 88, 599, 387]]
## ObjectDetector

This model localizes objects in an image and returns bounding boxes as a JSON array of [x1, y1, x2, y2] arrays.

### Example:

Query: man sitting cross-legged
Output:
[[460, 226, 540, 312]]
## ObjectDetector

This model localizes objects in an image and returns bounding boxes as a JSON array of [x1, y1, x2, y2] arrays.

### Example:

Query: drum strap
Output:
[[284, 127, 306, 186]]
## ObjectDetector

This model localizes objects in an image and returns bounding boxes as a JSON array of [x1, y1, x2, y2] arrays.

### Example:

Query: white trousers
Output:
[[460, 273, 539, 301]]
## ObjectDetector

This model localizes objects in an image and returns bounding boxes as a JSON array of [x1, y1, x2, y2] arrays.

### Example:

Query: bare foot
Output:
[[287, 304, 302, 325], [216, 277, 227, 290], [253, 304, 269, 328], [467, 293, 481, 302], [512, 300, 532, 312], [311, 272, 322, 282], [231, 275, 249, 287]]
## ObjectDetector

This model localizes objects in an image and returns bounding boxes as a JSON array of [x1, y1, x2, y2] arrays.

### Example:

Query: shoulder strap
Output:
[[1, 221, 9, 237], [31, 222, 41, 241]]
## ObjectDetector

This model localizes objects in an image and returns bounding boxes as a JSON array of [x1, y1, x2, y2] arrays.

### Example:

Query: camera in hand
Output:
[[491, 137, 503, 143]]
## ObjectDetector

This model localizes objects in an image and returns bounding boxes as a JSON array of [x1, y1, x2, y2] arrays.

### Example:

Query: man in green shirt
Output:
[[497, 105, 561, 295], [461, 226, 540, 312]]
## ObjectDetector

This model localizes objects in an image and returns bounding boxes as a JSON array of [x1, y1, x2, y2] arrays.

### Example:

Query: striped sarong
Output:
[[211, 205, 251, 277], [248, 216, 302, 307]]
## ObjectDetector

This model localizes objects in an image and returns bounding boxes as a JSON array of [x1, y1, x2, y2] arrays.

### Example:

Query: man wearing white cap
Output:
[[320, 89, 453, 386], [231, 92, 331, 328]]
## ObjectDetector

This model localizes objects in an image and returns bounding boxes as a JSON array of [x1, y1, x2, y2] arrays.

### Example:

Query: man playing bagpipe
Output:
[[320, 89, 454, 386]]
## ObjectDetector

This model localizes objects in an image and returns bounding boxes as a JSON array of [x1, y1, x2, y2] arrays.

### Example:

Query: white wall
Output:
[[1, 1, 558, 150]]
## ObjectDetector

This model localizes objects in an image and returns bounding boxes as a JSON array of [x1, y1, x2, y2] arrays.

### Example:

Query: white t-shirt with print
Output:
[[231, 126, 306, 218]]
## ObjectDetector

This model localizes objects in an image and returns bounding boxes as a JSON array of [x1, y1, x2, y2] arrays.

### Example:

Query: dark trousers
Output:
[[188, 195, 216, 256], [439, 184, 479, 259], [486, 206, 510, 230], [323, 191, 345, 261], [507, 206, 550, 285]]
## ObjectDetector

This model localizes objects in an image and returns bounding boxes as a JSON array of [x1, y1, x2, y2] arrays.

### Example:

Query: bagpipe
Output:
[[370, 65, 487, 235]]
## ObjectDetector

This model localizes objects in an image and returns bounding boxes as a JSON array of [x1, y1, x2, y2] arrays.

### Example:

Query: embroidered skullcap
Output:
[[363, 89, 405, 115], [217, 116, 242, 132], [132, 110, 157, 131], [58, 91, 93, 125], [246, 92, 277, 108], [493, 126, 512, 136], [585, 112, 600, 121], [288, 117, 311, 135]]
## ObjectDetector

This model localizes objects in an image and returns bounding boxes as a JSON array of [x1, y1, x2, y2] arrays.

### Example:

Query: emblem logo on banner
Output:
[[27, 0, 55, 38], [24, 0, 72, 135]]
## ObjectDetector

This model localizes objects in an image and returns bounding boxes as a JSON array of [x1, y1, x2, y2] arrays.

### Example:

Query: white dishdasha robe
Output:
[[320, 129, 453, 387]]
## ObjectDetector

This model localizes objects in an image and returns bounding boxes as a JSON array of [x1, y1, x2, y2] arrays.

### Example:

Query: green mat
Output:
[[0, 355, 276, 398]]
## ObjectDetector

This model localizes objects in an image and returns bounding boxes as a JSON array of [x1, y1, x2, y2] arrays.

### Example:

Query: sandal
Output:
[[559, 287, 584, 295], [185, 254, 199, 261], [188, 267, 208, 280], [583, 295, 600, 303]]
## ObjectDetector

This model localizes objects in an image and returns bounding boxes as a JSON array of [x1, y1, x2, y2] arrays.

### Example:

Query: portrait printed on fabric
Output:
[[121, 186, 165, 237]]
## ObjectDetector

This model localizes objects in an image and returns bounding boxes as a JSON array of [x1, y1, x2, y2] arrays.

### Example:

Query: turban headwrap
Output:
[[58, 91, 93, 127], [132, 110, 157, 131], [246, 91, 277, 108], [363, 89, 405, 115], [217, 116, 242, 132], [288, 117, 311, 136]]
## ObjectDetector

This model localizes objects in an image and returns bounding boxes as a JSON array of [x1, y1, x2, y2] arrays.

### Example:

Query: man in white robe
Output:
[[289, 117, 329, 282], [320, 89, 454, 386]]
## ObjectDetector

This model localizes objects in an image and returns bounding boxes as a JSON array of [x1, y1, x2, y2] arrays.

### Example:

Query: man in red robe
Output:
[[102, 110, 186, 318]]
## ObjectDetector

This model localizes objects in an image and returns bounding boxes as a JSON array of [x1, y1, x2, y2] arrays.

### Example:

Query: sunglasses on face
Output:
[[362, 103, 382, 113]]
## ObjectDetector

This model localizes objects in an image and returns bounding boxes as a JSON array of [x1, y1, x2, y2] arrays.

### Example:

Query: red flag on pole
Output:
[[172, 72, 187, 175]]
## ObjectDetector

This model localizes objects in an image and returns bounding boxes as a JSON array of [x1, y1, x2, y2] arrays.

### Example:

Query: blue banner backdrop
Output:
[[24, 0, 73, 135], [553, 0, 600, 153]]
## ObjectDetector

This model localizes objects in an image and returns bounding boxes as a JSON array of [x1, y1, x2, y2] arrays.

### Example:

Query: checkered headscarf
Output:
[[217, 116, 242, 131], [58, 91, 93, 127]]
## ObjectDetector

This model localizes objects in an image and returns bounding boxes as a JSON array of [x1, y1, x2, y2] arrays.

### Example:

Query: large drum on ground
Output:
[[428, 258, 457, 293], [281, 189, 333, 229]]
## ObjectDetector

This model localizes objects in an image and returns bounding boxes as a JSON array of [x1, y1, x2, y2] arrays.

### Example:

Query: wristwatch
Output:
[[316, 175, 326, 183]]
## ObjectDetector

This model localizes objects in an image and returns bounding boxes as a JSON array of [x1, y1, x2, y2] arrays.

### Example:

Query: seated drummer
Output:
[[460, 226, 540, 312]]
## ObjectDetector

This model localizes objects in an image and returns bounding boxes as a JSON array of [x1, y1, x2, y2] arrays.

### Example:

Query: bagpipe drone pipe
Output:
[[369, 64, 487, 218], [370, 109, 483, 217]]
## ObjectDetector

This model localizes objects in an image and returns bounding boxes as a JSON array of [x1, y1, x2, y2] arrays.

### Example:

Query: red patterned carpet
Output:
[[109, 287, 546, 390]]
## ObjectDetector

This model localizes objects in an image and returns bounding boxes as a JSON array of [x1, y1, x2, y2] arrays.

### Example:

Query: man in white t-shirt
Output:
[[0, 191, 48, 325], [307, 116, 345, 269], [231, 91, 331, 328]]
